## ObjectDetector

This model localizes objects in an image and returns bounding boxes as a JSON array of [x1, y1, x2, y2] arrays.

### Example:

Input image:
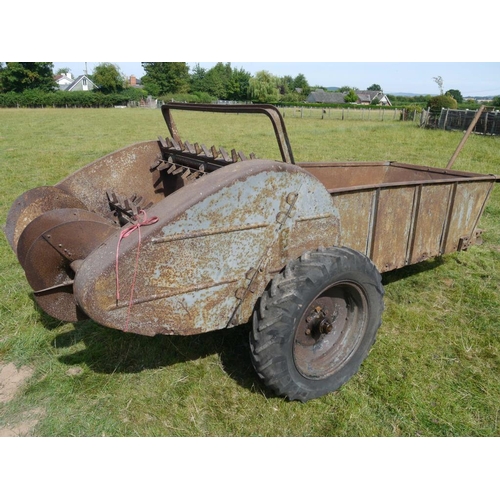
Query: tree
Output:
[[0, 62, 57, 93], [278, 75, 294, 95], [55, 67, 72, 76], [248, 70, 279, 103], [492, 96, 500, 107], [445, 89, 463, 104], [433, 76, 444, 95], [427, 94, 457, 111], [202, 62, 233, 100], [344, 88, 358, 103], [368, 83, 382, 91], [190, 63, 208, 93], [230, 66, 251, 101], [293, 73, 310, 96], [141, 62, 190, 96], [338, 85, 358, 93], [91, 63, 124, 94]]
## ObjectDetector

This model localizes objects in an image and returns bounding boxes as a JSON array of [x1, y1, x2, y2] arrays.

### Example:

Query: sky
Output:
[[5, 0, 498, 98], [54, 61, 500, 97]]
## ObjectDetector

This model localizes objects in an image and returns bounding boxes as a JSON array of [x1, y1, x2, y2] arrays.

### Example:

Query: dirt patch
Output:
[[0, 407, 46, 437], [0, 363, 43, 436], [0, 362, 34, 404]]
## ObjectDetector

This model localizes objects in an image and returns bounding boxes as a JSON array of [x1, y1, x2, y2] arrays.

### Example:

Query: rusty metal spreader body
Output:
[[5, 103, 499, 401]]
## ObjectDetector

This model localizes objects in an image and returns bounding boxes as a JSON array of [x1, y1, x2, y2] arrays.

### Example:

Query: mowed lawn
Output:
[[0, 107, 499, 437]]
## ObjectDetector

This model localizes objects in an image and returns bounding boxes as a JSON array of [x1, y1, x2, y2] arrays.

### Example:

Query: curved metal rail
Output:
[[161, 103, 295, 165]]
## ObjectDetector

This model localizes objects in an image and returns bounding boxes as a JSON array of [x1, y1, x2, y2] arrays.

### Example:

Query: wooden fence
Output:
[[421, 108, 500, 135], [278, 106, 421, 122]]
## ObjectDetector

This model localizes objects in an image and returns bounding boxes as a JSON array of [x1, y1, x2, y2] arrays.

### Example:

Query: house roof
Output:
[[356, 90, 383, 102], [307, 90, 346, 104], [65, 75, 97, 91]]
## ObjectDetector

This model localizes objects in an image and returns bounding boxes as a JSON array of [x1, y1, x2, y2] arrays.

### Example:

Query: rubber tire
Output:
[[250, 247, 384, 402]]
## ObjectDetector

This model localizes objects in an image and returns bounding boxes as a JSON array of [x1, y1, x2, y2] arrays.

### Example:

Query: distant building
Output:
[[306, 89, 392, 106], [64, 75, 98, 92], [54, 72, 74, 89], [128, 75, 143, 88], [306, 90, 346, 104], [356, 90, 392, 106]]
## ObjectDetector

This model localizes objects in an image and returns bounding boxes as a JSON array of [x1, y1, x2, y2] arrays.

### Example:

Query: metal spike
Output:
[[185, 140, 196, 154], [238, 151, 248, 161], [231, 149, 238, 162], [201, 144, 212, 158], [166, 163, 177, 174], [170, 138, 181, 150], [211, 146, 219, 158], [219, 147, 231, 162], [158, 136, 168, 148]]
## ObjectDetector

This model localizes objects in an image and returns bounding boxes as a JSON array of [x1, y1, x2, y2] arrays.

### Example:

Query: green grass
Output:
[[1, 108, 499, 436]]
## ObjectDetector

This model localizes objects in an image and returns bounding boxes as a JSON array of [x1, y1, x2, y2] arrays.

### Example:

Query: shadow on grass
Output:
[[381, 256, 446, 286], [47, 313, 270, 396]]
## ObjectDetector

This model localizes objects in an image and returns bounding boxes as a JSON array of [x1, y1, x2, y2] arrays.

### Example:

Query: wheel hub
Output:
[[293, 282, 367, 380]]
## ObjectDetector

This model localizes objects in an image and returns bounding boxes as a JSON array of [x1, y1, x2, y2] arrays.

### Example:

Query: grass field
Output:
[[1, 107, 499, 437]]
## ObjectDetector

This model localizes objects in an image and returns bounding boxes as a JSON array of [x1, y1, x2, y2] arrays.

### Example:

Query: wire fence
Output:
[[277, 106, 421, 122], [421, 108, 500, 135]]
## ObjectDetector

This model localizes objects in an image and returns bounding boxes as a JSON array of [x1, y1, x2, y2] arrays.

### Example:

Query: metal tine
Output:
[[143, 201, 154, 210], [250, 152, 256, 159], [211, 146, 219, 159], [201, 144, 212, 158], [238, 151, 248, 161], [166, 163, 177, 174], [106, 190, 118, 204], [219, 147, 231, 162], [184, 140, 196, 154], [194, 143, 202, 155], [165, 137, 174, 148], [158, 136, 168, 148], [172, 166, 184, 175], [181, 167, 191, 179], [231, 149, 238, 162], [170, 137, 181, 150]]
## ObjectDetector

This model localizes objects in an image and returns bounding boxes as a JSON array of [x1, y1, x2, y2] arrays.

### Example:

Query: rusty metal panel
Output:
[[73, 160, 340, 335], [332, 190, 375, 254], [371, 187, 416, 272], [409, 184, 453, 264], [57, 141, 164, 216], [442, 181, 494, 255]]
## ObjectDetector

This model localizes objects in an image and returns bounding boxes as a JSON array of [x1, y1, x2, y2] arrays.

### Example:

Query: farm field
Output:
[[0, 107, 499, 437]]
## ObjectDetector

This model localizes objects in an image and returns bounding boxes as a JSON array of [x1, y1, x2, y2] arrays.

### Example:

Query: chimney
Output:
[[130, 75, 137, 86]]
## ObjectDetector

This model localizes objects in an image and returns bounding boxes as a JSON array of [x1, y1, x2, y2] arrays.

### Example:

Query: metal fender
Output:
[[73, 160, 340, 336]]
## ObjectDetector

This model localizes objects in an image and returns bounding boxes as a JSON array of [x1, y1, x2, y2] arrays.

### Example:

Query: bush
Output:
[[401, 104, 423, 120], [158, 92, 216, 103], [427, 94, 458, 112]]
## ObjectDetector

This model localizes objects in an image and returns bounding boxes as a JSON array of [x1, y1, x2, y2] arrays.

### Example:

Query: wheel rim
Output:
[[293, 281, 368, 380]]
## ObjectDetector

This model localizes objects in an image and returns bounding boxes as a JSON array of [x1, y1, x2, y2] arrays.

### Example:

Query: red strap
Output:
[[115, 210, 158, 331]]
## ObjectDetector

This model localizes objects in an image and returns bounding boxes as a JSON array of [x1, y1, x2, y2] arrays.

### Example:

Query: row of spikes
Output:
[[158, 135, 256, 163]]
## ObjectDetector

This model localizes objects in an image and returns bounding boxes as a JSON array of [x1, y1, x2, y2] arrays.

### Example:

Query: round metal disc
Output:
[[23, 209, 117, 322], [17, 208, 117, 270], [5, 186, 88, 255]]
